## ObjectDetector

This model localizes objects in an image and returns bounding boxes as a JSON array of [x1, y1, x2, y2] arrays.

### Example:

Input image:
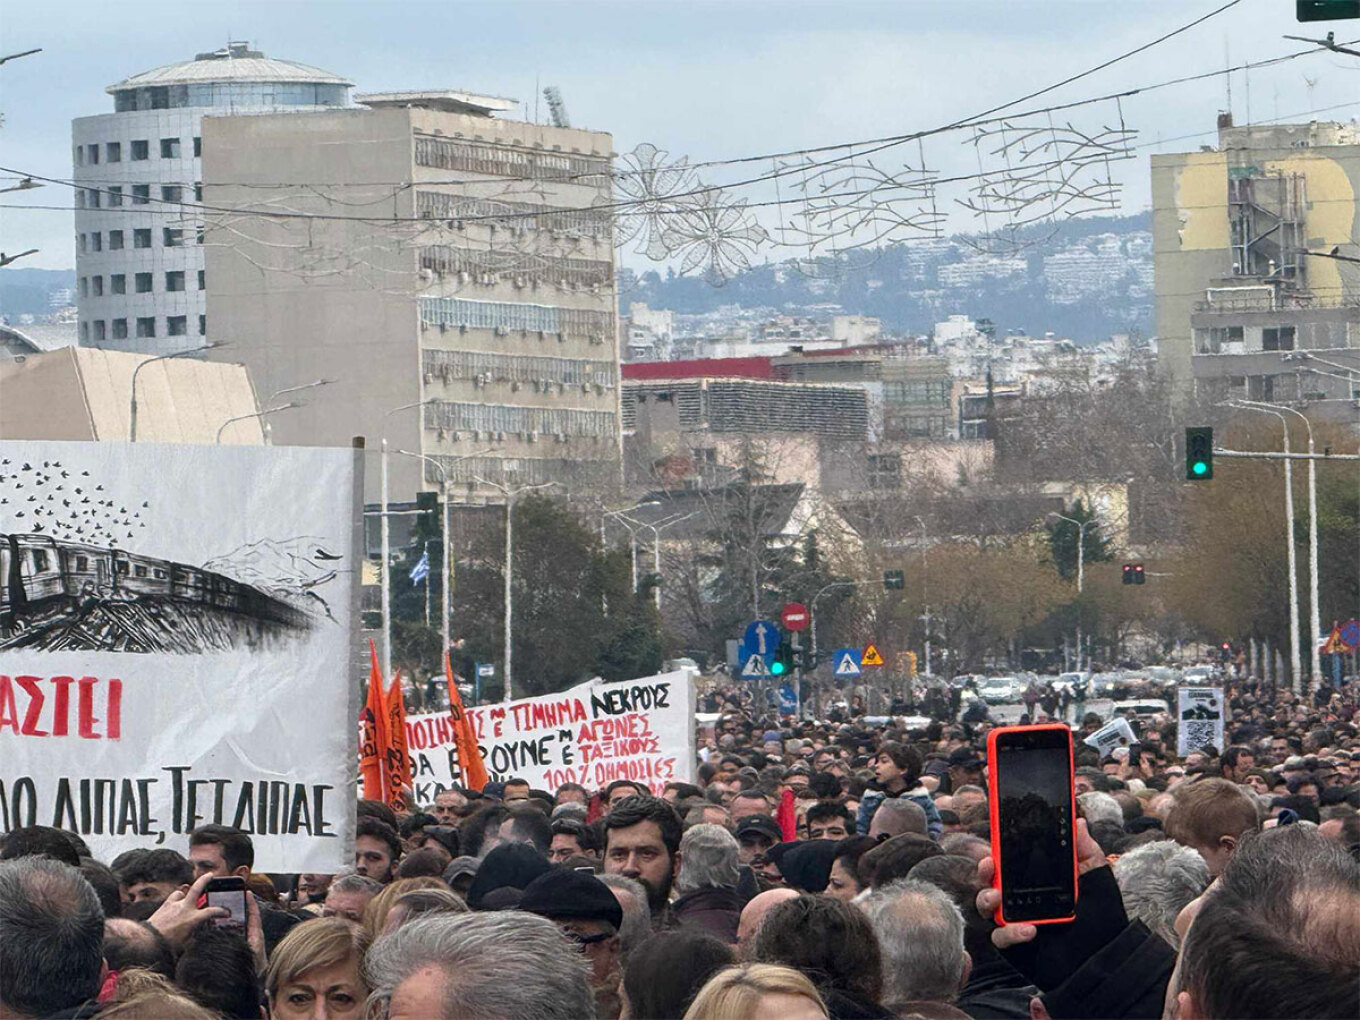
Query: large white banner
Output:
[[1177, 686, 1226, 757], [0, 440, 361, 870], [404, 671, 695, 804]]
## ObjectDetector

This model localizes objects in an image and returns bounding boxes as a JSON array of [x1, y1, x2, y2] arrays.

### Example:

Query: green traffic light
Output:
[[1192, 461, 1208, 476], [770, 660, 787, 676]]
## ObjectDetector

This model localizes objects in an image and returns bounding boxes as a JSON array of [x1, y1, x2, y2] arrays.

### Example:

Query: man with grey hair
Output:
[[1077, 790, 1124, 828], [670, 823, 743, 942], [322, 872, 384, 924], [1111, 839, 1208, 947], [861, 877, 971, 1011], [868, 797, 928, 840], [0, 856, 106, 1018], [598, 873, 652, 957], [365, 911, 596, 1019]]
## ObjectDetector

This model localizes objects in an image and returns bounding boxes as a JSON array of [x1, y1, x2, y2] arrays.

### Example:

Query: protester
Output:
[[519, 867, 625, 1017], [265, 917, 371, 1018], [670, 823, 744, 942], [683, 962, 829, 1020], [736, 887, 799, 955], [1110, 840, 1209, 947], [861, 878, 972, 1014], [598, 873, 653, 956], [115, 848, 194, 907], [322, 873, 384, 924], [354, 817, 403, 884], [602, 795, 684, 920], [622, 930, 735, 1020]]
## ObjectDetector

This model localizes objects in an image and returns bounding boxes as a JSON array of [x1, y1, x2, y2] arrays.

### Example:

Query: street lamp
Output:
[[129, 341, 225, 442], [617, 510, 699, 609], [214, 401, 301, 443], [378, 398, 438, 681], [914, 514, 932, 676], [396, 450, 479, 662], [475, 476, 559, 703], [602, 501, 659, 592], [1048, 510, 1094, 672]]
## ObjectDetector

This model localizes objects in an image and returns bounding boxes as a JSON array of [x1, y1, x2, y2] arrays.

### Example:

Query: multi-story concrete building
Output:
[[1153, 117, 1360, 411], [72, 43, 352, 354], [203, 92, 620, 502]]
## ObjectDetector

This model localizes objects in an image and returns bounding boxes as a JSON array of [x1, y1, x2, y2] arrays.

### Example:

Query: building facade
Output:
[[71, 43, 352, 354], [202, 94, 620, 502], [1153, 117, 1360, 410]]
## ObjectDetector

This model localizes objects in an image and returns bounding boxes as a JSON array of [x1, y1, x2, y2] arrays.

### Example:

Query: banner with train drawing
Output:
[[0, 440, 362, 870]]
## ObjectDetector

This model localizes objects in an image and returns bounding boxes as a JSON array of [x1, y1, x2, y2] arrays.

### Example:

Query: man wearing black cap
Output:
[[947, 746, 985, 795], [520, 867, 624, 1018], [734, 814, 781, 866]]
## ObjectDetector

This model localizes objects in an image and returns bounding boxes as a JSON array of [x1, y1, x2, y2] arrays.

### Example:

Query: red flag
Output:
[[385, 676, 412, 810], [445, 651, 488, 792], [776, 787, 797, 842], [358, 639, 388, 801]]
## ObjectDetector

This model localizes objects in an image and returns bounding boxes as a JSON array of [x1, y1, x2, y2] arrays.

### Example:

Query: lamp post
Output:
[[602, 502, 659, 592], [618, 510, 699, 609], [214, 401, 301, 443], [1229, 402, 1306, 693], [396, 450, 478, 663], [475, 476, 558, 703], [379, 398, 437, 682], [914, 515, 932, 676], [260, 379, 331, 441], [129, 341, 222, 441], [1049, 511, 1092, 672]]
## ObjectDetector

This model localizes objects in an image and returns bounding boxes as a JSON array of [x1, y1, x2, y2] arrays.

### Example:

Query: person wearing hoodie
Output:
[[856, 742, 943, 840]]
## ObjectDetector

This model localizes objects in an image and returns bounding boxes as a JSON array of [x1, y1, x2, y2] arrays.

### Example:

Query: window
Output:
[[193, 136, 201, 157], [75, 145, 84, 166], [111, 274, 126, 294], [153, 568, 168, 580], [134, 565, 148, 578], [167, 315, 187, 336], [131, 139, 149, 161], [165, 270, 185, 292], [88, 144, 99, 165], [92, 276, 103, 297], [79, 277, 88, 298], [163, 227, 183, 247], [161, 184, 181, 203], [134, 272, 153, 293], [106, 142, 121, 163], [108, 229, 124, 250], [194, 183, 202, 202], [195, 225, 204, 245], [132, 184, 149, 205], [77, 234, 87, 253], [197, 270, 205, 290], [79, 322, 88, 343], [89, 232, 102, 252], [136, 317, 155, 338], [107, 185, 122, 207], [1263, 326, 1296, 352], [92, 320, 105, 342], [87, 188, 100, 208], [160, 137, 180, 158], [32, 550, 50, 572], [116, 561, 129, 575], [133, 228, 151, 248], [198, 315, 206, 336], [76, 190, 85, 209], [75, 556, 90, 572], [112, 318, 128, 339]]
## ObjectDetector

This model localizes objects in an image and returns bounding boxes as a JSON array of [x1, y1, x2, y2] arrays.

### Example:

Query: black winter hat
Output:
[[465, 842, 551, 910], [518, 867, 624, 929]]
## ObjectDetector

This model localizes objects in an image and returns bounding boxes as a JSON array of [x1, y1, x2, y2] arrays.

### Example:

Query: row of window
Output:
[[75, 137, 201, 166], [80, 314, 206, 342], [112, 83, 348, 113], [77, 226, 202, 252], [79, 270, 204, 297], [76, 182, 202, 209]]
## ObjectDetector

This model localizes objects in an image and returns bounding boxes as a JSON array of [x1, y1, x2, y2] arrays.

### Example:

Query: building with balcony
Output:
[[71, 43, 353, 354], [1153, 116, 1360, 411]]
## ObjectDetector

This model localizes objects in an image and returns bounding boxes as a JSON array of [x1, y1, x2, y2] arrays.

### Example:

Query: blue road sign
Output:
[[743, 620, 781, 658], [777, 683, 798, 713], [832, 648, 862, 678], [740, 650, 772, 678]]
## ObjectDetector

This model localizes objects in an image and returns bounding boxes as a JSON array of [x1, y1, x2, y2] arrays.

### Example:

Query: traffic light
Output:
[[1120, 562, 1146, 585], [416, 490, 439, 529], [1219, 641, 1232, 662], [1298, 0, 1359, 20], [884, 569, 905, 590], [769, 640, 794, 677], [1185, 427, 1213, 481]]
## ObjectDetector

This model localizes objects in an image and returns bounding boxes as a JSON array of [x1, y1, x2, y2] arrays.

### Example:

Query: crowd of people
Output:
[[1, 673, 1357, 1019]]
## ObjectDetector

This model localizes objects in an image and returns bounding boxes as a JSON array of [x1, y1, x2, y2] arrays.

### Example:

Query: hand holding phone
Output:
[[987, 724, 1078, 926], [201, 877, 249, 931]]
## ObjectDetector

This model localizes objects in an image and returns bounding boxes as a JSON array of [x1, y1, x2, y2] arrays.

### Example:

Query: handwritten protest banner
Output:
[[0, 440, 361, 870], [403, 671, 694, 804]]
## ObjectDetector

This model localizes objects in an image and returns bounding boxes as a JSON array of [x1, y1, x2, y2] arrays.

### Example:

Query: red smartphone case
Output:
[[986, 723, 1079, 926]]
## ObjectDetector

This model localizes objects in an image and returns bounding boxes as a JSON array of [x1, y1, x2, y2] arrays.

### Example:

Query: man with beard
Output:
[[603, 795, 683, 927]]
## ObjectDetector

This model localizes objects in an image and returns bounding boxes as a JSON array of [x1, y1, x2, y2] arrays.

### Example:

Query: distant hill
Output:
[[0, 268, 77, 319], [619, 212, 1153, 342]]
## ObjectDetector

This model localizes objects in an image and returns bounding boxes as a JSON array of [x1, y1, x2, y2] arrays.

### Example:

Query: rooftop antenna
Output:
[[543, 86, 570, 128], [1304, 74, 1319, 115], [1224, 37, 1233, 118]]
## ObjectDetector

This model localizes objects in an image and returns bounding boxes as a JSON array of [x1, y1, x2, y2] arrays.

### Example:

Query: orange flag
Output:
[[385, 676, 412, 810], [358, 639, 388, 801], [445, 650, 488, 792]]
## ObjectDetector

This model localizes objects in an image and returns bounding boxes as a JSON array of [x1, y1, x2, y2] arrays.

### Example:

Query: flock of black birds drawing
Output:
[[0, 457, 148, 545]]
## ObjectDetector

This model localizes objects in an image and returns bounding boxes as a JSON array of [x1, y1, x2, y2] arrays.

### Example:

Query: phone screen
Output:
[[994, 727, 1076, 922], [206, 887, 248, 928]]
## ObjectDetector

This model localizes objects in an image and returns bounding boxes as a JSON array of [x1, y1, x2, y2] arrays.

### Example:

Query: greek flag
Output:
[[409, 551, 430, 586]]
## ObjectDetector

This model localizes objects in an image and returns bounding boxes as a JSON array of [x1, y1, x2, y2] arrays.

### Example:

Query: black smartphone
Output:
[[203, 876, 248, 930], [987, 724, 1078, 925]]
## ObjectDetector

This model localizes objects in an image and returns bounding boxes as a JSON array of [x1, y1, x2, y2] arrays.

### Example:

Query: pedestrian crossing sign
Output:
[[832, 648, 861, 678], [861, 644, 885, 667], [741, 654, 771, 678]]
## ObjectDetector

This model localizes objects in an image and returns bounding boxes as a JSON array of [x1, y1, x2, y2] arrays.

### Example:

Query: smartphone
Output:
[[987, 724, 1078, 926], [203, 877, 248, 930]]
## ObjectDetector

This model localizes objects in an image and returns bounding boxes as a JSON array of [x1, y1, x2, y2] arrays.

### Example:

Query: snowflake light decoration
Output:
[[612, 143, 699, 260], [669, 189, 769, 286]]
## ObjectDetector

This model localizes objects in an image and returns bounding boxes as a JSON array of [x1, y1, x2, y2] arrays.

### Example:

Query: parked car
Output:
[[980, 676, 1021, 704]]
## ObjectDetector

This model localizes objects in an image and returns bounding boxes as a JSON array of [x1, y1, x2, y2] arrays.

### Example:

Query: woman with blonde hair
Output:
[[359, 876, 450, 941], [683, 963, 828, 1020], [265, 916, 370, 1018]]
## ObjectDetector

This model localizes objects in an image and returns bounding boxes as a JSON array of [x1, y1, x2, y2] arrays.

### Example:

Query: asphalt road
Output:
[[985, 698, 1115, 725]]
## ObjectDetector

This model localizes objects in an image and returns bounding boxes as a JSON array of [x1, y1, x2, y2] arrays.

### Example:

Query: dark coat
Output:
[[669, 885, 743, 943]]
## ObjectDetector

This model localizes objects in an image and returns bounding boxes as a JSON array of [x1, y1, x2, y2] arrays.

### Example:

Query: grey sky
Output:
[[2, 0, 1358, 270]]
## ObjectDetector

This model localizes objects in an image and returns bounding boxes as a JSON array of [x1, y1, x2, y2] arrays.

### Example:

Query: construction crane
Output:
[[543, 86, 570, 129]]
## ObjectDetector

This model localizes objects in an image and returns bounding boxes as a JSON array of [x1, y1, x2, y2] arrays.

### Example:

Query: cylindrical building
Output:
[[72, 43, 352, 353]]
